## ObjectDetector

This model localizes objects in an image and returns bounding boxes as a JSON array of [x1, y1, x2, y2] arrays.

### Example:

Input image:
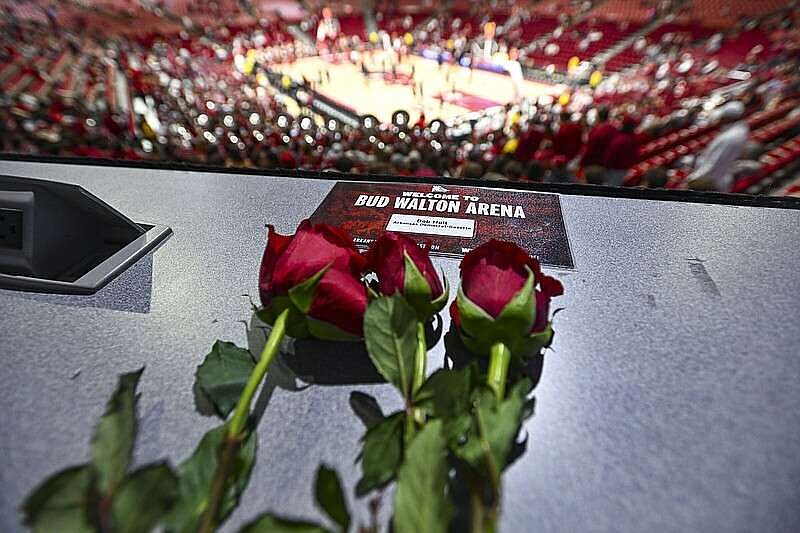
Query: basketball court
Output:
[[273, 51, 563, 124]]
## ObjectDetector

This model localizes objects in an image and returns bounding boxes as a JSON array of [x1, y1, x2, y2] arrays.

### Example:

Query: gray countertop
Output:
[[1, 160, 799, 532]]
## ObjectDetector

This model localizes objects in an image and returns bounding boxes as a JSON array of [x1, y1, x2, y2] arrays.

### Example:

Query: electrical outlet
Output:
[[0, 208, 24, 250]]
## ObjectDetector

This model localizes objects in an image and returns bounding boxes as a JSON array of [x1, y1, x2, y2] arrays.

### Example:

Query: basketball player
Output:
[[482, 22, 498, 61], [316, 7, 340, 52], [506, 48, 524, 104]]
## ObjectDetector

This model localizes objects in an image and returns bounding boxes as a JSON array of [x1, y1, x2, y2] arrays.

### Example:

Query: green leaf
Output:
[[90, 368, 143, 496], [510, 325, 554, 360], [403, 255, 450, 322], [288, 264, 331, 313], [163, 425, 257, 533], [363, 295, 418, 399], [258, 296, 310, 339], [414, 365, 477, 419], [430, 272, 450, 314], [195, 341, 256, 419], [455, 287, 495, 338], [454, 380, 534, 486], [239, 514, 331, 533], [441, 413, 473, 449], [349, 391, 384, 429], [20, 465, 94, 533], [403, 252, 433, 320], [393, 420, 453, 533], [493, 266, 536, 338], [314, 465, 350, 532], [111, 462, 179, 533], [356, 412, 405, 496]]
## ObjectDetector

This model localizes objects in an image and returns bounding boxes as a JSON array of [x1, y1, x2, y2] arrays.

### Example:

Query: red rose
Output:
[[450, 240, 563, 357], [532, 274, 563, 333], [259, 221, 367, 339], [364, 232, 448, 321]]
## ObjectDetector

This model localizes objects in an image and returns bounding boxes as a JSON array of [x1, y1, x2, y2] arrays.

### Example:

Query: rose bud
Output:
[[364, 232, 448, 322], [450, 239, 563, 359], [258, 220, 367, 340]]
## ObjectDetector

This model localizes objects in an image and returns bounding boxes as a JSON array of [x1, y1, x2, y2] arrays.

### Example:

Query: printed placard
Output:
[[308, 182, 574, 268], [386, 214, 476, 238]]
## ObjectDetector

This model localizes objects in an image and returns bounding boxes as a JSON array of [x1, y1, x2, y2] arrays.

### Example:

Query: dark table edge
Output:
[[3, 153, 800, 210]]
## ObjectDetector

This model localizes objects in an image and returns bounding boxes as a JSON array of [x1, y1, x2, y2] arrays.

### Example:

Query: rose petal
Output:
[[258, 225, 293, 306], [366, 232, 443, 298], [273, 220, 364, 292], [460, 240, 531, 318], [532, 274, 563, 333], [308, 268, 368, 337], [449, 299, 462, 329]]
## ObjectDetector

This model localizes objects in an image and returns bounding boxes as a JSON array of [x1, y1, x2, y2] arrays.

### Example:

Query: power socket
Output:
[[0, 208, 24, 250]]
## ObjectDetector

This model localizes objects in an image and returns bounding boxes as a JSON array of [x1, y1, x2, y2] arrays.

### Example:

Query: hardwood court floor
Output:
[[274, 51, 562, 124]]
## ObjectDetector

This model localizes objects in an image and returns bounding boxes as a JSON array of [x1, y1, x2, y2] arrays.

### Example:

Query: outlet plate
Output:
[[0, 208, 24, 249]]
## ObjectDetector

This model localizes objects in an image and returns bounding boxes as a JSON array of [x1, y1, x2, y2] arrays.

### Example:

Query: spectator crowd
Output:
[[1, 0, 800, 194]]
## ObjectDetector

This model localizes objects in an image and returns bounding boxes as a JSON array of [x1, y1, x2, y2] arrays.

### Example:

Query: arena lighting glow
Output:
[[362, 115, 378, 129], [392, 110, 410, 128], [728, 70, 752, 81]]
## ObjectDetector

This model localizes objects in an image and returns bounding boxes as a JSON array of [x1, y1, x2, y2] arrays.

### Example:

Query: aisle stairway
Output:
[[596, 16, 667, 71]]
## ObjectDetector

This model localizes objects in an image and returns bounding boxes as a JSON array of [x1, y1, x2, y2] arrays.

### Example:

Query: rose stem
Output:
[[487, 341, 511, 401], [471, 488, 500, 533], [228, 308, 289, 437], [412, 321, 426, 393], [411, 320, 427, 427], [404, 321, 427, 445], [198, 308, 289, 533]]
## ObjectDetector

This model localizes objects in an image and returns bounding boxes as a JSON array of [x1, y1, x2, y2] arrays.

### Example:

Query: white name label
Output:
[[385, 214, 475, 238]]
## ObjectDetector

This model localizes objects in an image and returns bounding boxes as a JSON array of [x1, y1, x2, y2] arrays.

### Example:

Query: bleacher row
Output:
[[3, 0, 791, 77], [625, 97, 800, 189], [0, 43, 117, 112], [732, 134, 800, 192], [330, 1, 789, 76]]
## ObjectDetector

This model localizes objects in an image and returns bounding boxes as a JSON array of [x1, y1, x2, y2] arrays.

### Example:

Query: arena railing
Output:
[[2, 152, 799, 211]]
